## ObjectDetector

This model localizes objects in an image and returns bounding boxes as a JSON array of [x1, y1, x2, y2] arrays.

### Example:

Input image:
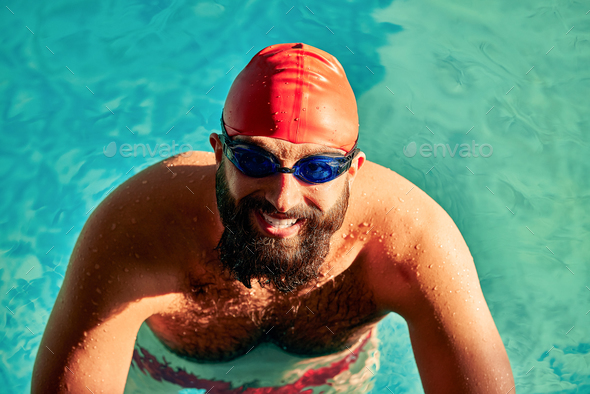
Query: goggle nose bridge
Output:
[[276, 167, 297, 174]]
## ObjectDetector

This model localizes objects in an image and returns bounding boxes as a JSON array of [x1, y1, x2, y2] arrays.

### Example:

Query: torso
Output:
[[146, 250, 386, 362], [105, 151, 417, 363]]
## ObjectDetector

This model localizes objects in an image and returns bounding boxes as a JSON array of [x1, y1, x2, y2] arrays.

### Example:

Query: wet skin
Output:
[[32, 134, 515, 393]]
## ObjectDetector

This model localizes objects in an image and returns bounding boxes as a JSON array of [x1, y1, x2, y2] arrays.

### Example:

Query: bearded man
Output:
[[33, 43, 514, 394]]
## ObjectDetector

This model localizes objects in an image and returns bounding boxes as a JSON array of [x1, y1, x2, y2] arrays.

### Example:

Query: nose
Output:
[[264, 172, 305, 214]]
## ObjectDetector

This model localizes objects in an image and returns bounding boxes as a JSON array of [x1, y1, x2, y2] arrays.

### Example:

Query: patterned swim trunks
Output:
[[125, 323, 380, 394]]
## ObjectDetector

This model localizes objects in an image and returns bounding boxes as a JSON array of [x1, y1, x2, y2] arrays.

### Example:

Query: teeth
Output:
[[262, 212, 298, 228]]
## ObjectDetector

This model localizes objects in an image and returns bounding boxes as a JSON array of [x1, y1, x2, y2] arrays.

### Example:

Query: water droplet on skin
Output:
[[294, 118, 299, 121], [399, 198, 404, 202]]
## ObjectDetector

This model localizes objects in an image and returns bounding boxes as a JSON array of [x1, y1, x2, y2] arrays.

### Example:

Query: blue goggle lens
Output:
[[232, 147, 275, 176], [298, 156, 343, 183]]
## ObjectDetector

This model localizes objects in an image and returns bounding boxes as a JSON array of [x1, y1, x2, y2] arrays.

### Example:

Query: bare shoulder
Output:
[[356, 162, 515, 392], [69, 151, 220, 315], [356, 161, 475, 314], [352, 159, 447, 243]]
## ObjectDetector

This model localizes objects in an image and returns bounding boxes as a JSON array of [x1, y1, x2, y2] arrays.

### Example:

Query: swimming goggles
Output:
[[219, 114, 360, 184]]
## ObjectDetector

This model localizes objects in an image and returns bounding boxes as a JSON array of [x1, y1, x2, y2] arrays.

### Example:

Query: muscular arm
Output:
[[32, 184, 179, 393], [32, 276, 149, 393], [372, 189, 515, 393]]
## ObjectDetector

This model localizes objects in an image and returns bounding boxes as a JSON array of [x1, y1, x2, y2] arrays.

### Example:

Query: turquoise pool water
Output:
[[1, 0, 589, 392]]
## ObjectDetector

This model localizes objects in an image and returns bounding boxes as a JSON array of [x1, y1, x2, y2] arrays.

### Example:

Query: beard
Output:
[[213, 158, 350, 293]]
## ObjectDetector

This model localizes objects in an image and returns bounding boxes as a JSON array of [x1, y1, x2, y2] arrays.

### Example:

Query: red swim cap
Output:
[[222, 43, 359, 153]]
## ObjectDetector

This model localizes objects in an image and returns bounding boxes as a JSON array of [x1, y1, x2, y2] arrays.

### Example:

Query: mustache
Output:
[[229, 194, 324, 228]]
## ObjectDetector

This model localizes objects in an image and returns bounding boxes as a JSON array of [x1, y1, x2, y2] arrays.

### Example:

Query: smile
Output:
[[261, 212, 299, 228], [254, 210, 305, 238]]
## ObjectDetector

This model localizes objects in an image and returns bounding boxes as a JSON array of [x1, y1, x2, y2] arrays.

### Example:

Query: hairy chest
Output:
[[145, 260, 386, 362]]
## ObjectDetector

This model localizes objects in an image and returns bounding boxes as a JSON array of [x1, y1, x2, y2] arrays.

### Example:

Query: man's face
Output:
[[213, 136, 352, 293]]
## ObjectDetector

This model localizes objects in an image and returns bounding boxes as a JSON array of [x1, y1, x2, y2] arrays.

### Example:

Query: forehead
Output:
[[233, 135, 347, 159]]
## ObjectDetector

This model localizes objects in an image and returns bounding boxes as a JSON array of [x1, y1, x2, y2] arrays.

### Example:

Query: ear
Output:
[[209, 133, 223, 165], [346, 151, 366, 186]]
